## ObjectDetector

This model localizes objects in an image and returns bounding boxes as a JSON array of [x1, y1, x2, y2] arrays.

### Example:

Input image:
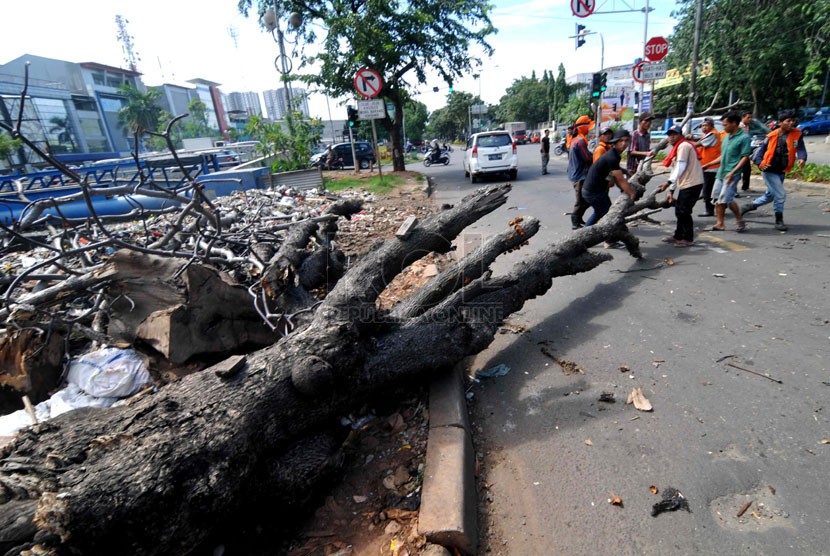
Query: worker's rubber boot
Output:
[[775, 212, 788, 231]]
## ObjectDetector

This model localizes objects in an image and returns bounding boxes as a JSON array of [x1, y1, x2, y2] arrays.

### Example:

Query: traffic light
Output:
[[576, 24, 586, 49], [590, 73, 601, 98], [599, 72, 607, 94], [346, 105, 358, 127]]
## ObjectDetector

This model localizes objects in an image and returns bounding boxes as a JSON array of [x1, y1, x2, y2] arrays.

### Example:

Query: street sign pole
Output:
[[371, 119, 382, 179]]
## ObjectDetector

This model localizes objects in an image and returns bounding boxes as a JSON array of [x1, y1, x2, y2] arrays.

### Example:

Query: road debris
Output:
[[651, 487, 690, 516], [726, 362, 783, 384], [626, 387, 653, 411], [539, 347, 583, 374], [736, 501, 753, 517], [474, 363, 511, 379], [599, 392, 616, 403], [609, 494, 623, 506], [649, 485, 659, 495]]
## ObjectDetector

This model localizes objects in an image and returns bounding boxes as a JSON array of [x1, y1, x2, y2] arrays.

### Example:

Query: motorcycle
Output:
[[553, 139, 568, 157], [423, 150, 450, 167]]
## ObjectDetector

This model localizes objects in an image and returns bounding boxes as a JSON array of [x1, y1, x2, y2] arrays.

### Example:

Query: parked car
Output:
[[309, 141, 376, 169], [462, 130, 518, 183], [798, 113, 830, 136]]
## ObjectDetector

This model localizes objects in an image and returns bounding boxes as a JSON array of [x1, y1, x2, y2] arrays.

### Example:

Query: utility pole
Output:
[[685, 0, 703, 127]]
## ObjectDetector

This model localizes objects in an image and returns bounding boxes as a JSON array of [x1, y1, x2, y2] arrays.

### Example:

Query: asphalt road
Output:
[[419, 143, 830, 556]]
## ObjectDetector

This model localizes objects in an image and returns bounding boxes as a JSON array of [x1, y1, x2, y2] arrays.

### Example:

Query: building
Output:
[[1, 54, 144, 165], [226, 91, 262, 117], [187, 78, 229, 140], [262, 87, 309, 120]]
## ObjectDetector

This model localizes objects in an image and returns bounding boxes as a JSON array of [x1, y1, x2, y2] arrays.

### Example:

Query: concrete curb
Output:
[[418, 368, 477, 555]]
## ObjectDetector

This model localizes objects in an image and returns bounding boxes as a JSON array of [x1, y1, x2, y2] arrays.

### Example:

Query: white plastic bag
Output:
[[66, 347, 151, 398]]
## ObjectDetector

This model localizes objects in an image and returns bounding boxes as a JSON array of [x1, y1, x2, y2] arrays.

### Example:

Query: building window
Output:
[[106, 75, 122, 88], [92, 73, 105, 86]]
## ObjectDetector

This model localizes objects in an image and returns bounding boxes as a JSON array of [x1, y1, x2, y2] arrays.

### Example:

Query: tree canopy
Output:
[[117, 85, 162, 134], [656, 0, 829, 117], [236, 0, 496, 170]]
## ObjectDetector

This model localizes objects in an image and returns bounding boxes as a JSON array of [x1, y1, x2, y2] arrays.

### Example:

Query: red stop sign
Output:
[[644, 36, 669, 62]]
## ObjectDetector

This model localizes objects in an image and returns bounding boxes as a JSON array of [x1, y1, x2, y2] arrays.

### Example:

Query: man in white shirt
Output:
[[657, 125, 705, 247]]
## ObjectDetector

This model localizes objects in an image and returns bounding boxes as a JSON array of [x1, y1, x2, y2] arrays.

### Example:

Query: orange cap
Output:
[[575, 115, 595, 131]]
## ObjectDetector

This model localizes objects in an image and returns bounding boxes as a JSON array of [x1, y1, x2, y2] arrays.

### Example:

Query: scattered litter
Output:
[[67, 347, 150, 398], [664, 257, 675, 266], [713, 273, 725, 278], [474, 363, 510, 379], [626, 387, 653, 411], [584, 439, 593, 446], [599, 392, 616, 403], [539, 347, 583, 374], [352, 495, 368, 504], [609, 494, 623, 506], [820, 439, 830, 445], [778, 273, 788, 276], [619, 365, 630, 373], [651, 487, 690, 516], [737, 501, 753, 517], [652, 359, 665, 367], [650, 485, 659, 495]]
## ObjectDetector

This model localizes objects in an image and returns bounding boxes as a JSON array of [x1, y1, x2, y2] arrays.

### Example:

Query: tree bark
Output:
[[0, 175, 664, 555]]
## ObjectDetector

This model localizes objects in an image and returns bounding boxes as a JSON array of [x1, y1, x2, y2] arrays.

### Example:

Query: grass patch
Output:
[[324, 174, 405, 194]]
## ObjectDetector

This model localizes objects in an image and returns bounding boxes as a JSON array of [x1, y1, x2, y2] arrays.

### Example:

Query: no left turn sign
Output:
[[354, 67, 383, 99], [632, 62, 646, 84], [570, 0, 595, 18]]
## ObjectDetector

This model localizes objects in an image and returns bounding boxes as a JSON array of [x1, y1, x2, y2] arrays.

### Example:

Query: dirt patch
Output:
[[710, 484, 793, 532]]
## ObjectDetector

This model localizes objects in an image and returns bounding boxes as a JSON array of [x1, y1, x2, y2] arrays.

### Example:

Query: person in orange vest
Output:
[[690, 117, 722, 217], [567, 115, 595, 229], [741, 110, 806, 231], [593, 127, 614, 162]]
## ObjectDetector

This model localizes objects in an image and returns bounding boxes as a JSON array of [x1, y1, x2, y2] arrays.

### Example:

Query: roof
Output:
[[187, 78, 222, 87], [79, 62, 141, 77]]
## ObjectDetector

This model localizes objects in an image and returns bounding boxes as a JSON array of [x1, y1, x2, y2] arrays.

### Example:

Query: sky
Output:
[[3, 0, 679, 119]]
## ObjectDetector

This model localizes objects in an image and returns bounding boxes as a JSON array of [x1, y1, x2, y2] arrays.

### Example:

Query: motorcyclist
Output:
[[429, 138, 441, 163]]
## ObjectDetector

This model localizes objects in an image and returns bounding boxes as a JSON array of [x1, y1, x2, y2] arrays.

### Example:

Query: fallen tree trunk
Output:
[[0, 176, 664, 555]]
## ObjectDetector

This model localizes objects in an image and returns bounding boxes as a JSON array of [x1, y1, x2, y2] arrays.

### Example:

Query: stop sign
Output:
[[644, 36, 669, 62]]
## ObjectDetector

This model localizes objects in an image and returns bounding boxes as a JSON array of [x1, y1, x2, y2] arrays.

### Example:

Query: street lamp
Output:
[[262, 5, 302, 126]]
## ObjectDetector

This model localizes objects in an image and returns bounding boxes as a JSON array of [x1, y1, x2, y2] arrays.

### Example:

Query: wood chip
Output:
[[737, 500, 752, 517], [584, 439, 593, 446], [610, 494, 623, 506], [650, 485, 659, 495]]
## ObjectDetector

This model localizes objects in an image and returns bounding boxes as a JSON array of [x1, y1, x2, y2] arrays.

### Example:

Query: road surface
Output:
[[419, 143, 830, 555]]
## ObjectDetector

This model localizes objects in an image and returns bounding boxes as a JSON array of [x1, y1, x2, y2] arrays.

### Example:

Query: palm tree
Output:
[[117, 85, 162, 135], [48, 116, 77, 151]]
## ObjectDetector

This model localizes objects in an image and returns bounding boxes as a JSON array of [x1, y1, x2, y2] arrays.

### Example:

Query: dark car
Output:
[[798, 113, 830, 136], [310, 141, 376, 169]]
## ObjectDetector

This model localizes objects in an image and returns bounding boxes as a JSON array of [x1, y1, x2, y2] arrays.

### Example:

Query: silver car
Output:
[[462, 131, 518, 183]]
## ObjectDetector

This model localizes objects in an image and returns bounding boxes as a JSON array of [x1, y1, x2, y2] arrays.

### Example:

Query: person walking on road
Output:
[[567, 116, 594, 229], [691, 117, 721, 217], [741, 110, 807, 231], [708, 111, 751, 232], [540, 129, 551, 175], [627, 112, 655, 174], [582, 129, 636, 247], [657, 125, 705, 247], [738, 111, 754, 194], [593, 127, 614, 162]]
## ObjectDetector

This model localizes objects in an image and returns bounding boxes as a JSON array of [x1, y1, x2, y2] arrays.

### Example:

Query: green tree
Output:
[[117, 84, 162, 135], [245, 112, 323, 172], [182, 98, 213, 138], [666, 0, 825, 117], [237, 0, 495, 171], [496, 72, 548, 126], [426, 91, 482, 139], [0, 132, 22, 166], [404, 100, 429, 143]]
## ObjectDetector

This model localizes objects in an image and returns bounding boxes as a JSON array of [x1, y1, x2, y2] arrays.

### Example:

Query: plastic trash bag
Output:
[[66, 347, 151, 398]]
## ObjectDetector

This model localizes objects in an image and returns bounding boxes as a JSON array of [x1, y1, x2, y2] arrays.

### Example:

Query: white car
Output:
[[462, 131, 518, 183]]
